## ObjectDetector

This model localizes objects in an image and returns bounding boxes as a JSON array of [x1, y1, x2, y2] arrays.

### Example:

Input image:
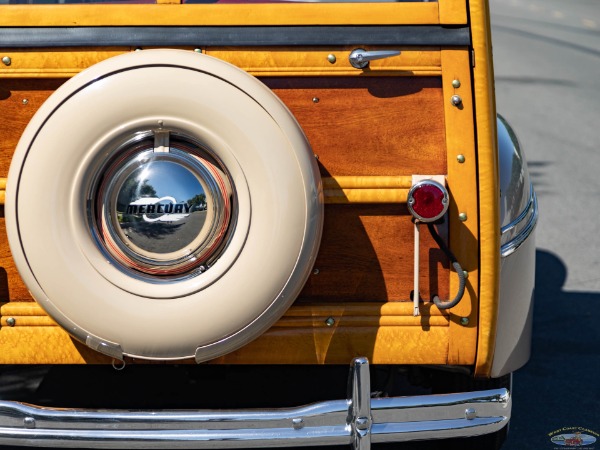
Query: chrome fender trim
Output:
[[500, 185, 538, 258], [0, 359, 511, 449]]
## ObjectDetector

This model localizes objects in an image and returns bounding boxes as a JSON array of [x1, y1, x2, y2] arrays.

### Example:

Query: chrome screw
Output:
[[1, 56, 11, 66], [450, 95, 463, 106], [22, 99, 28, 105], [327, 54, 337, 64], [460, 317, 469, 326], [355, 417, 370, 430], [465, 408, 477, 420], [313, 268, 320, 275], [325, 317, 335, 327], [194, 48, 202, 53], [134, 47, 143, 52], [463, 270, 469, 279], [6, 317, 16, 327], [452, 79, 461, 88], [23, 417, 36, 428], [458, 212, 468, 222], [457, 154, 466, 163], [292, 418, 304, 429], [312, 97, 320, 103]]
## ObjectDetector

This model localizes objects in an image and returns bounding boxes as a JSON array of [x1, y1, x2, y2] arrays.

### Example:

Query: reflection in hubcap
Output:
[[88, 130, 234, 280]]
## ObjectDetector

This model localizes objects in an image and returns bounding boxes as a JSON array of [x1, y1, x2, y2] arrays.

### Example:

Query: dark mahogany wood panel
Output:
[[0, 76, 448, 304], [264, 77, 447, 177]]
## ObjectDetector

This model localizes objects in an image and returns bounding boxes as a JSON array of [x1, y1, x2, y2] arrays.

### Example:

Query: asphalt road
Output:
[[490, 0, 600, 447]]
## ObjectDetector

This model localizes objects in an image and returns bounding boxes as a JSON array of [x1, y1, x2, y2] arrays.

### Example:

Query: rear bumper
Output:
[[0, 358, 510, 449]]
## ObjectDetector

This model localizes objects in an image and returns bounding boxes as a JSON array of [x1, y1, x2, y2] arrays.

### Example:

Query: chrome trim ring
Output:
[[500, 184, 538, 258]]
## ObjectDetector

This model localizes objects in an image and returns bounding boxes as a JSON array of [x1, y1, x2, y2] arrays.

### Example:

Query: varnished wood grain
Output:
[[299, 204, 449, 303], [0, 79, 66, 179], [264, 77, 446, 177]]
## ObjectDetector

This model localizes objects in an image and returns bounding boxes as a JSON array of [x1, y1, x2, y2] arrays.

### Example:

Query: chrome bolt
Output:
[[2, 56, 11, 66], [355, 417, 370, 430], [458, 212, 468, 222], [194, 48, 202, 53], [22, 99, 28, 105], [457, 154, 466, 163], [452, 79, 461, 88], [460, 317, 469, 326], [312, 97, 320, 103], [314, 154, 319, 160], [463, 270, 469, 279], [313, 268, 320, 275], [23, 417, 36, 428], [327, 54, 337, 64], [325, 317, 335, 327], [465, 408, 477, 420], [450, 95, 463, 106], [292, 418, 304, 429], [134, 47, 143, 52], [6, 317, 15, 327]]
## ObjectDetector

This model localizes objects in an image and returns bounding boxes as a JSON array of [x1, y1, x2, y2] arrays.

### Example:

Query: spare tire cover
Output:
[[6, 49, 323, 362]]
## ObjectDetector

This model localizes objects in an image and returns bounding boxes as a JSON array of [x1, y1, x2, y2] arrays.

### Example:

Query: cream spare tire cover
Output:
[[6, 49, 323, 362]]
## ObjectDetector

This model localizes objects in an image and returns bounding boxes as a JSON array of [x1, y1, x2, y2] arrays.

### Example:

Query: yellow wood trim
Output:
[[0, 302, 450, 364], [0, 176, 417, 205], [214, 326, 450, 364], [323, 176, 413, 190], [438, 0, 468, 25], [441, 48, 479, 365], [0, 47, 442, 79], [469, 0, 500, 378], [0, 3, 440, 27], [207, 47, 442, 76]]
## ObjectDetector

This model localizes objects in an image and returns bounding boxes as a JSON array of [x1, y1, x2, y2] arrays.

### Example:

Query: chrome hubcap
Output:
[[89, 130, 234, 279]]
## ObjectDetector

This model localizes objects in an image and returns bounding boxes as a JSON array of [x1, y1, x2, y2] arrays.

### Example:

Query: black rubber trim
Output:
[[0, 26, 470, 48]]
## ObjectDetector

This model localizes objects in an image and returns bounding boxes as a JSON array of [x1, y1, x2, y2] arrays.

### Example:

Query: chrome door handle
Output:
[[349, 48, 401, 69]]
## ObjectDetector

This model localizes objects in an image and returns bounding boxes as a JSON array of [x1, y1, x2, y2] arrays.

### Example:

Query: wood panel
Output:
[[299, 204, 449, 303], [264, 77, 446, 176], [0, 79, 66, 178]]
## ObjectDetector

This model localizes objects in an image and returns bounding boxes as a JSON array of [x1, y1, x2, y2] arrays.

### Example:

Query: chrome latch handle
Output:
[[349, 48, 401, 69]]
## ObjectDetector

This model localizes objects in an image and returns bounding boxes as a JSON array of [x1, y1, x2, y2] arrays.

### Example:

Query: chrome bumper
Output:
[[0, 358, 510, 449]]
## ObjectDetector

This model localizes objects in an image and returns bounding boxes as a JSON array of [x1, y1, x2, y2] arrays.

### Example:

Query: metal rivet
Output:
[[292, 418, 304, 429], [460, 317, 469, 326], [22, 99, 28, 105], [2, 56, 11, 66], [452, 79, 461, 88], [312, 97, 320, 103], [23, 417, 35, 428], [458, 212, 468, 222], [134, 47, 143, 52], [465, 408, 477, 420], [325, 317, 335, 327], [327, 54, 337, 64], [313, 268, 320, 275], [6, 317, 16, 327], [451, 95, 463, 106], [463, 270, 469, 279], [194, 48, 202, 53], [457, 154, 465, 163]]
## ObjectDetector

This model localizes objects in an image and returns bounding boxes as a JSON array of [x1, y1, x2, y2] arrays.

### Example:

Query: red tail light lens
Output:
[[407, 179, 449, 222]]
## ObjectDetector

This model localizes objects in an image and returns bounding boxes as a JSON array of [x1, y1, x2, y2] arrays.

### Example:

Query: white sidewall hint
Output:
[[6, 50, 323, 361]]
